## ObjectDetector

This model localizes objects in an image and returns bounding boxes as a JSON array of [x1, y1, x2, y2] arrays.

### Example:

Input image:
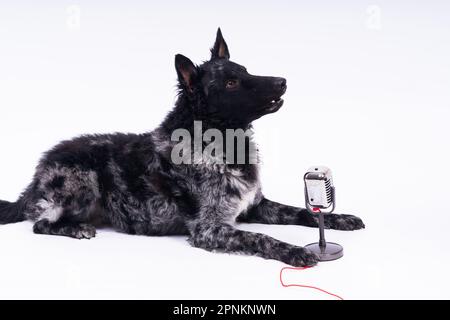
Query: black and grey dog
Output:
[[0, 29, 364, 266]]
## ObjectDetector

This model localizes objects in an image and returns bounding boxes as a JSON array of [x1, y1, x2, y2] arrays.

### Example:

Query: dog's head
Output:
[[175, 28, 287, 126]]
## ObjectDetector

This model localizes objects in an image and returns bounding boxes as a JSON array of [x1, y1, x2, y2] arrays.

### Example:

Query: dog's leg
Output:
[[187, 220, 318, 267], [237, 198, 365, 230], [33, 219, 96, 239], [23, 165, 102, 239]]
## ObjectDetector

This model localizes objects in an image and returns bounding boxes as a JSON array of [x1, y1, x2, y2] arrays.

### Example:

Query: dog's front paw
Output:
[[74, 224, 97, 239], [324, 213, 365, 231], [283, 247, 318, 267]]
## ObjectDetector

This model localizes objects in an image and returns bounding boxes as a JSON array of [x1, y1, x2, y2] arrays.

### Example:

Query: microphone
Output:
[[304, 166, 344, 261]]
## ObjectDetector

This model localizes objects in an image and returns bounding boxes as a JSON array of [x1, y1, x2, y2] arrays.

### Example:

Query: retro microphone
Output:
[[304, 166, 344, 261]]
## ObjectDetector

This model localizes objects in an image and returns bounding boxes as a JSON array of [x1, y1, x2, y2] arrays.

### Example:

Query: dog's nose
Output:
[[275, 77, 287, 92]]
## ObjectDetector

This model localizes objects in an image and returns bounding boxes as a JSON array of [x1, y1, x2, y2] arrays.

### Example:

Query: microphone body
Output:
[[304, 166, 335, 213]]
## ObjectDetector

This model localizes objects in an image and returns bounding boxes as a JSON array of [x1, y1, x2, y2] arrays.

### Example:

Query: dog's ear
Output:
[[211, 28, 230, 60], [175, 54, 198, 93]]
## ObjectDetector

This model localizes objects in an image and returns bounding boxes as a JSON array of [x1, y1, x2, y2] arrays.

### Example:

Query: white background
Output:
[[0, 1, 449, 299]]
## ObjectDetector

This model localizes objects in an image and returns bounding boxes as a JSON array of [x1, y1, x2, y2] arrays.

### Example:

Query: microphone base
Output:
[[305, 242, 344, 261]]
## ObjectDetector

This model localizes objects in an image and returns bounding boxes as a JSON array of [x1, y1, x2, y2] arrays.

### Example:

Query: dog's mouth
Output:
[[260, 97, 284, 113], [260, 84, 287, 114], [266, 98, 284, 111]]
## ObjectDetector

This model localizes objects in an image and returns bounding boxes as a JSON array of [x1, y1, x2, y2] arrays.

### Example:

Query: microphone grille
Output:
[[325, 178, 333, 204]]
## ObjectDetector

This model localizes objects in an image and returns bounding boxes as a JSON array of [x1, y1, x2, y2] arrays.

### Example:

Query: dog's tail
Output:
[[0, 199, 26, 224]]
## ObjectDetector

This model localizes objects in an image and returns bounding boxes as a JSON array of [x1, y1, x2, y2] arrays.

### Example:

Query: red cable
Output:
[[279, 266, 344, 300]]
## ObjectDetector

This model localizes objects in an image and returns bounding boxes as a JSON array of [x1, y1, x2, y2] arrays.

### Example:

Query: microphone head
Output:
[[304, 166, 335, 213]]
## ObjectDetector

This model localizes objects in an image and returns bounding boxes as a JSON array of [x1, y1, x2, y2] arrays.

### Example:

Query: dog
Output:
[[0, 29, 364, 266]]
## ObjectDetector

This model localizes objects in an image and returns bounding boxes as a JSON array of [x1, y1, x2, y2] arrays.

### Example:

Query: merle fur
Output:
[[0, 28, 364, 266]]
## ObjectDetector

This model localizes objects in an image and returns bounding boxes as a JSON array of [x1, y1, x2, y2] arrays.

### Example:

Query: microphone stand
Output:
[[318, 209, 327, 249], [305, 187, 344, 261]]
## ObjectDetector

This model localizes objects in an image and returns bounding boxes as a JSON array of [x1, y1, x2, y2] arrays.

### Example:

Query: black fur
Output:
[[0, 200, 25, 224], [0, 28, 364, 266]]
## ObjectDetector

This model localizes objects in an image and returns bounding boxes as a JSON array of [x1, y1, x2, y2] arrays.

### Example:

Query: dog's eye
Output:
[[225, 79, 239, 89]]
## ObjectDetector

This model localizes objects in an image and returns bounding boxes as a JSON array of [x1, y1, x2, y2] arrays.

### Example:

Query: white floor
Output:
[[1, 1, 450, 300], [0, 205, 448, 300]]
